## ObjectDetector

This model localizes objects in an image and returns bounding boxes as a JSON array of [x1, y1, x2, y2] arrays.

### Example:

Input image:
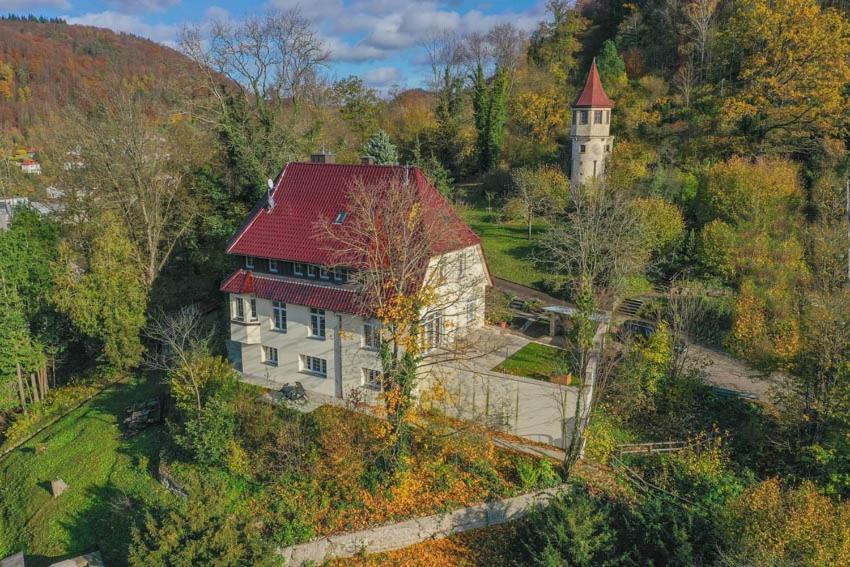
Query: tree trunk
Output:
[[30, 372, 40, 403], [16, 363, 27, 415]]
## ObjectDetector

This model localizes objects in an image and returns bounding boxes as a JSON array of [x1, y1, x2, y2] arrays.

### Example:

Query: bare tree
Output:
[[682, 0, 719, 83], [421, 30, 467, 92], [486, 23, 527, 77], [55, 87, 202, 286], [504, 165, 568, 240], [145, 305, 214, 412], [539, 182, 648, 309], [180, 9, 329, 110], [316, 172, 489, 465]]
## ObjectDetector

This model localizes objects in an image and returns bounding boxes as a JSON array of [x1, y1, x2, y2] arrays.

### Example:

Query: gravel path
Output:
[[687, 343, 788, 402]]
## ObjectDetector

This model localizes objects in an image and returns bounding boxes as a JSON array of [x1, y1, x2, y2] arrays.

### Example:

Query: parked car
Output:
[[617, 319, 656, 342]]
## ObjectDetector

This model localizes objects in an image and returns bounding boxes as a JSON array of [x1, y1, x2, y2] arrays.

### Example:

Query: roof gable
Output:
[[226, 162, 480, 265]]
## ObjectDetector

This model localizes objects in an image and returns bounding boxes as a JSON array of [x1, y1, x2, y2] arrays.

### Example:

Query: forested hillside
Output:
[[0, 18, 195, 132]]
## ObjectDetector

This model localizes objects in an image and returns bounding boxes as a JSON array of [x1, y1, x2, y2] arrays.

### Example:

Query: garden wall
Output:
[[422, 365, 577, 447], [422, 324, 607, 449], [277, 484, 567, 565]]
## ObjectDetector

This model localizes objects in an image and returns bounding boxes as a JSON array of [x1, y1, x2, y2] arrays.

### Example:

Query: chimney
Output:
[[310, 151, 335, 164], [360, 156, 376, 165]]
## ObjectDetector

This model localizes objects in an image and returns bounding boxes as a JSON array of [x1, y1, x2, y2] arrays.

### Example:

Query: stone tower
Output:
[[570, 60, 614, 186]]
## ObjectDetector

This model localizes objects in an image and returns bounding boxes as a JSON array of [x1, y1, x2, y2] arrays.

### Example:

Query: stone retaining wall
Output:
[[278, 484, 568, 565]]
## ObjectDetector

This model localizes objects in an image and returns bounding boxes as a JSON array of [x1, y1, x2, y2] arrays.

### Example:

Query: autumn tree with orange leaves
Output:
[[317, 172, 485, 468]]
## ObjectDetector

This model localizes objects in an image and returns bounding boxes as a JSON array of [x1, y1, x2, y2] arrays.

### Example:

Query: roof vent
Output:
[[360, 156, 376, 165], [310, 151, 335, 164]]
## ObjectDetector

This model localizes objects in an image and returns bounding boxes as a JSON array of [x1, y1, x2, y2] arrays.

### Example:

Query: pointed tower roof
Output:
[[573, 60, 613, 108]]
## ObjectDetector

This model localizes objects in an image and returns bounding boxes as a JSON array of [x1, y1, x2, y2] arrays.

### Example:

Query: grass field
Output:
[[460, 205, 550, 290], [0, 376, 172, 566], [493, 343, 576, 383]]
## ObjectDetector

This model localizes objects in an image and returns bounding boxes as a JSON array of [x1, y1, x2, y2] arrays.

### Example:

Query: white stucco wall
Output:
[[227, 244, 490, 399]]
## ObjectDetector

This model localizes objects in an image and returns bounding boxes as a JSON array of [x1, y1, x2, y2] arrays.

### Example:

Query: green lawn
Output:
[[493, 343, 576, 383], [460, 205, 550, 289], [0, 376, 172, 566]]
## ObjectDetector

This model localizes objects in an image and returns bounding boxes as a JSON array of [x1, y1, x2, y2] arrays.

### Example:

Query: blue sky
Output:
[[4, 0, 547, 90]]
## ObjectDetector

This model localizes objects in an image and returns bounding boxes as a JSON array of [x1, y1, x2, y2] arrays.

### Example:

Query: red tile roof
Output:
[[573, 60, 614, 109], [221, 270, 366, 315], [226, 162, 480, 265]]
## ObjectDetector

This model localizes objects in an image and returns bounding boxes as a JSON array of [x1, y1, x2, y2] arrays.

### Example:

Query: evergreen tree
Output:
[[471, 65, 510, 172], [596, 40, 627, 91], [363, 130, 399, 164]]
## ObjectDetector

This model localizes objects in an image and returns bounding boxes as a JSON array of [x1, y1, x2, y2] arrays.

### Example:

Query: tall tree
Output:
[[471, 65, 510, 172], [528, 0, 589, 86], [52, 214, 148, 370], [56, 88, 203, 286], [721, 0, 850, 153], [180, 9, 328, 200], [317, 174, 481, 468]]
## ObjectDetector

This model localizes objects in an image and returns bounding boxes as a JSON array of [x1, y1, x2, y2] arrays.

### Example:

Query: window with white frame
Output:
[[262, 345, 278, 366], [466, 298, 478, 325], [362, 368, 383, 391], [294, 263, 305, 276], [310, 308, 326, 339], [422, 311, 444, 351], [333, 268, 345, 282], [249, 298, 258, 321], [301, 355, 327, 377], [245, 256, 255, 269], [363, 321, 381, 350], [272, 301, 286, 331], [233, 297, 245, 321], [269, 259, 279, 273], [307, 265, 317, 278], [319, 267, 330, 280]]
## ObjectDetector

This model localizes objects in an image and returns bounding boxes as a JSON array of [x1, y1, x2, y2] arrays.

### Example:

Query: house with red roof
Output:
[[221, 154, 491, 399]]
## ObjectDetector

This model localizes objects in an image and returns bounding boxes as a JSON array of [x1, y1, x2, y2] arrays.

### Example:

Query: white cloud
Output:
[[323, 35, 387, 62], [0, 0, 70, 9], [104, 0, 179, 13], [363, 65, 400, 87], [66, 11, 178, 44], [204, 5, 230, 21]]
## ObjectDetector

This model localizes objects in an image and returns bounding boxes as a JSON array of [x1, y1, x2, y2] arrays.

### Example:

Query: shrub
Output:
[[177, 397, 236, 466], [129, 475, 275, 565], [521, 489, 617, 566]]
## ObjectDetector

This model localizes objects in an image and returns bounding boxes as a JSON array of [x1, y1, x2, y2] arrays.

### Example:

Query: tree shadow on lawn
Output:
[[24, 376, 170, 567]]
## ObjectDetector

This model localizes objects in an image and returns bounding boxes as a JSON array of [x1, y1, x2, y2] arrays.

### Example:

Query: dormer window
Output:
[[294, 263, 305, 276], [269, 259, 279, 273], [319, 267, 330, 280], [245, 256, 255, 269], [307, 265, 317, 278], [333, 211, 348, 224], [333, 268, 345, 282]]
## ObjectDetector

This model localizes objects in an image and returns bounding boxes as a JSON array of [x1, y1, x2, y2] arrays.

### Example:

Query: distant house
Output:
[[20, 158, 41, 175], [221, 155, 490, 399], [0, 197, 53, 230]]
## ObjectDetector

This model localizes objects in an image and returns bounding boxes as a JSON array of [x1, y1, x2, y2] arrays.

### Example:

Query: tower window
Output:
[[606, 111, 610, 124], [594, 110, 603, 124], [579, 110, 589, 124], [580, 144, 587, 153]]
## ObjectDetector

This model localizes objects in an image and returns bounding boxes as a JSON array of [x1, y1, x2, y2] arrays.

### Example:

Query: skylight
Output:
[[333, 211, 348, 224]]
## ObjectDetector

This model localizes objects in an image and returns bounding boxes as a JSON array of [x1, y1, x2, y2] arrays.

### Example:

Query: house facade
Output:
[[221, 157, 491, 399]]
